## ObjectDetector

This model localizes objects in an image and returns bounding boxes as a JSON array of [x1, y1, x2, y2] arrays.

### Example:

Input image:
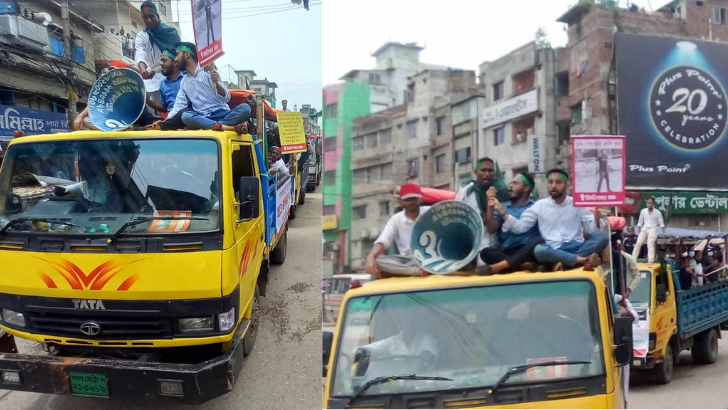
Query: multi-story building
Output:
[[0, 1, 104, 156], [235, 69, 256, 90], [479, 42, 558, 194], [300, 104, 320, 135], [251, 78, 278, 108], [450, 94, 485, 187]]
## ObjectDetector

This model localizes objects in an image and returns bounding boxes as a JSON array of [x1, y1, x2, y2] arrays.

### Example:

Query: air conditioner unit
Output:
[[0, 14, 49, 51]]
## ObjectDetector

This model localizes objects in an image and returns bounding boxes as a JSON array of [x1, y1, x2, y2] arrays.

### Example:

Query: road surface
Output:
[[631, 330, 728, 408], [0, 187, 322, 410]]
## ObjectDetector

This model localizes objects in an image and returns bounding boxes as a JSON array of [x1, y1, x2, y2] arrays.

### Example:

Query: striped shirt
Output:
[[168, 67, 231, 119]]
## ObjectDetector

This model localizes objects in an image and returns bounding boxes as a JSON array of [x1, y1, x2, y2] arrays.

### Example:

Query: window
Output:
[[407, 120, 417, 139], [556, 72, 569, 97], [326, 103, 338, 118], [380, 129, 392, 145], [72, 45, 85, 64], [512, 116, 534, 144], [379, 201, 390, 217], [493, 81, 504, 101], [324, 137, 337, 152], [231, 145, 255, 200], [512, 69, 534, 95], [50, 37, 65, 58], [455, 147, 471, 165], [493, 127, 505, 146], [323, 205, 336, 215], [353, 136, 365, 152], [381, 163, 392, 180], [571, 103, 583, 125], [408, 158, 420, 178], [368, 166, 381, 182], [158, 2, 167, 16], [715, 7, 726, 24], [436, 117, 444, 136], [325, 170, 336, 185], [353, 205, 367, 221], [436, 154, 446, 174], [354, 169, 367, 184], [0, 90, 14, 106], [368, 73, 381, 84], [365, 133, 378, 149]]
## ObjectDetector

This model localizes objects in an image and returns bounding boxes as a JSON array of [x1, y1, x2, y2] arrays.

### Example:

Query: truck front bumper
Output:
[[0, 322, 247, 404]]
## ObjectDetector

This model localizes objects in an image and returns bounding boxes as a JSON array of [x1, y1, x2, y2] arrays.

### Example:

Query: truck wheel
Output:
[[243, 285, 260, 355], [306, 184, 315, 193], [692, 329, 719, 365], [299, 189, 306, 205], [271, 229, 287, 265], [655, 343, 674, 384], [289, 206, 296, 220]]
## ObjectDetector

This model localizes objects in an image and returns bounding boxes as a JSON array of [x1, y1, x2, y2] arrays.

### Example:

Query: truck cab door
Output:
[[652, 265, 677, 357]]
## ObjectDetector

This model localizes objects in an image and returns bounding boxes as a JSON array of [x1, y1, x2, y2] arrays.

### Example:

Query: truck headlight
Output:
[[218, 307, 236, 332], [2, 309, 26, 327], [178, 317, 214, 333]]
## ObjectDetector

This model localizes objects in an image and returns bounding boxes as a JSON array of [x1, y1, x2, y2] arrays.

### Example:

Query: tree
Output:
[[535, 25, 551, 49]]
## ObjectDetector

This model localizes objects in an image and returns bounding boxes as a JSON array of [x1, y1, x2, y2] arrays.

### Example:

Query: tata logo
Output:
[[80, 322, 101, 336], [72, 299, 106, 310]]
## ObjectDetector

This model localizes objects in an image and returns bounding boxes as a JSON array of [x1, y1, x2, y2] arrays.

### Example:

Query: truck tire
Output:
[[306, 184, 315, 193], [692, 328, 719, 365], [655, 343, 674, 384], [299, 188, 306, 205], [243, 285, 260, 356], [271, 229, 287, 265]]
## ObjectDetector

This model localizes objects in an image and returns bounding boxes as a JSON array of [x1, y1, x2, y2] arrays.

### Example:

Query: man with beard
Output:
[[492, 169, 608, 271], [167, 42, 251, 132], [478, 173, 543, 275], [456, 157, 509, 263], [147, 49, 188, 130], [365, 184, 429, 277], [135, 1, 181, 106]]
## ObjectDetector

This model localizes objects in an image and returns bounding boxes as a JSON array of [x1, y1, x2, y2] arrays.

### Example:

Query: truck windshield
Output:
[[0, 138, 220, 235], [629, 270, 652, 309], [331, 281, 605, 398]]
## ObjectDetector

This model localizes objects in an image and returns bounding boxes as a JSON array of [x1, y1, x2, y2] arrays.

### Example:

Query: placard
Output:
[[191, 0, 223, 66], [276, 176, 292, 232], [571, 135, 626, 207], [276, 111, 307, 153]]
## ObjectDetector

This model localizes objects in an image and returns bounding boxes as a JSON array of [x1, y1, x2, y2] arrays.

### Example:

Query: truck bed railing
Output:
[[676, 280, 728, 339]]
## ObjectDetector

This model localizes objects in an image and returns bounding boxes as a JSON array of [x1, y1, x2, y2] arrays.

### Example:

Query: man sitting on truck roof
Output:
[[491, 169, 608, 271], [146, 49, 190, 131], [365, 184, 429, 277], [167, 42, 250, 133], [478, 173, 543, 275]]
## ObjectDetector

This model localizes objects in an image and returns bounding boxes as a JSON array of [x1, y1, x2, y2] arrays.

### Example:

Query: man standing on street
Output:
[[168, 42, 251, 132], [479, 173, 543, 275], [365, 184, 429, 277], [135, 1, 181, 108], [632, 196, 665, 263], [494, 169, 608, 271]]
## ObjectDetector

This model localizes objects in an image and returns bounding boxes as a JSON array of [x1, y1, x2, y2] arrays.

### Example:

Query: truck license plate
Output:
[[69, 372, 109, 397]]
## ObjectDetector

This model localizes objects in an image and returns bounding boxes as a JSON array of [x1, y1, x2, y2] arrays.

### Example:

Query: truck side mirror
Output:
[[237, 176, 260, 221], [656, 283, 667, 303], [323, 331, 333, 377], [613, 316, 633, 366]]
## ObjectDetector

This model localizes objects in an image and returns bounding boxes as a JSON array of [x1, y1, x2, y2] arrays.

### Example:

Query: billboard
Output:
[[191, 0, 223, 66], [616, 32, 728, 190], [571, 135, 626, 207], [0, 105, 68, 140]]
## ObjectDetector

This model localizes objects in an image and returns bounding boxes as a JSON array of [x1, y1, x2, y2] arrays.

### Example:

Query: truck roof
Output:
[[8, 130, 255, 147], [348, 268, 607, 297]]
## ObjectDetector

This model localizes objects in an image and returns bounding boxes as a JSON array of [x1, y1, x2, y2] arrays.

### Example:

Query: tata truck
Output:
[[0, 128, 290, 403], [323, 268, 633, 409]]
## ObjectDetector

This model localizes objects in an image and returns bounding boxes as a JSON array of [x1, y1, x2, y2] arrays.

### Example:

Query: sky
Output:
[[323, 0, 672, 85], [172, 0, 322, 111]]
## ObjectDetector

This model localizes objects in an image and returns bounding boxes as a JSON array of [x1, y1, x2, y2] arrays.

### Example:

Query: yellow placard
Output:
[[322, 215, 338, 231], [276, 112, 307, 154]]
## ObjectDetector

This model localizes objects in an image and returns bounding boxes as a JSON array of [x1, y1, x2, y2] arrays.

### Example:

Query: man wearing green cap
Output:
[[135, 1, 181, 107], [167, 42, 251, 131], [147, 48, 189, 130], [479, 173, 543, 275], [493, 168, 608, 270], [456, 157, 510, 263]]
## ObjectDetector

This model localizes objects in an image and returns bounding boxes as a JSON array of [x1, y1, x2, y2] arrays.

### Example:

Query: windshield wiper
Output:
[[348, 374, 453, 403], [486, 360, 591, 399], [0, 218, 79, 239], [110, 216, 209, 242]]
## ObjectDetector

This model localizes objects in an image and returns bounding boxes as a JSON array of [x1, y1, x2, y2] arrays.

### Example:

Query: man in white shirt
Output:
[[281, 100, 289, 112], [689, 251, 705, 286], [632, 196, 666, 263], [365, 184, 429, 277], [493, 169, 608, 270], [267, 146, 290, 177], [135, 2, 181, 106]]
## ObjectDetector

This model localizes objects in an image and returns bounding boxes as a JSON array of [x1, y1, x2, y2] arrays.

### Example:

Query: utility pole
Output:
[[61, 1, 77, 125]]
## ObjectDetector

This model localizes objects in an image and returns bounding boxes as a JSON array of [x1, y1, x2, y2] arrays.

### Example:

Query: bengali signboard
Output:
[[191, 0, 223, 66], [87, 68, 146, 132], [634, 191, 728, 214], [571, 135, 626, 207], [481, 89, 538, 130], [0, 105, 68, 140], [323, 215, 338, 231], [616, 33, 728, 190], [276, 111, 307, 154]]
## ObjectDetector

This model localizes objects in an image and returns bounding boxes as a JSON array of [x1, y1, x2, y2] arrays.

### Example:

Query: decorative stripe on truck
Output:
[[35, 258, 144, 291]]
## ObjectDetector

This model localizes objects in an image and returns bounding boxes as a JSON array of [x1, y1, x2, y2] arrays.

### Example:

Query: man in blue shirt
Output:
[[478, 173, 543, 275], [147, 48, 188, 130], [167, 42, 250, 131]]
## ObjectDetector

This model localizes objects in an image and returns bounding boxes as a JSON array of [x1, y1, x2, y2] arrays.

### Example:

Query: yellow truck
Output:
[[323, 269, 633, 409], [0, 128, 291, 403]]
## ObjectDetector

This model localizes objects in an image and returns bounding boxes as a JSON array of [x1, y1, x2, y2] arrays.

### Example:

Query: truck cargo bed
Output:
[[676, 281, 728, 340]]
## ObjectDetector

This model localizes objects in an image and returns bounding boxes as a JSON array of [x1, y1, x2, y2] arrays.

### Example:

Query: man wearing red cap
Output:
[[365, 183, 429, 276]]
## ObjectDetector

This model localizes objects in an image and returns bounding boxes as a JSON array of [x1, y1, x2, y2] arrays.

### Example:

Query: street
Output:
[[631, 330, 728, 409], [0, 187, 323, 410]]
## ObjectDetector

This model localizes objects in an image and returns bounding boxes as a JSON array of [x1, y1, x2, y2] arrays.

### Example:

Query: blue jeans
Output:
[[181, 104, 251, 130], [534, 231, 609, 267]]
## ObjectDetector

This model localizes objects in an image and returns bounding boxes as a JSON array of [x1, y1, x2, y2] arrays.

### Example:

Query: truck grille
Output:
[[24, 309, 172, 340]]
